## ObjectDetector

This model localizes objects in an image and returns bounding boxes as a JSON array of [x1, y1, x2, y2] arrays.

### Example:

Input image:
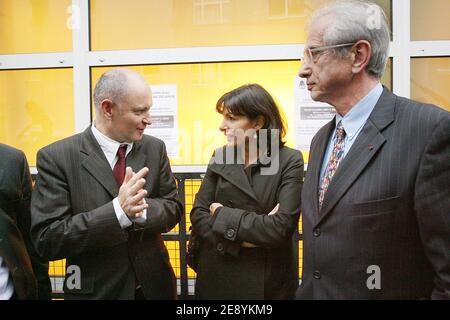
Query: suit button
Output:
[[313, 228, 321, 237], [226, 229, 235, 238], [216, 243, 224, 252], [313, 270, 321, 279]]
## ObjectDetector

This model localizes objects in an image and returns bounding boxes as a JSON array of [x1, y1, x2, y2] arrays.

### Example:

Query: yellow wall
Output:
[[0, 0, 72, 54], [412, 58, 450, 111], [92, 59, 391, 165], [92, 61, 302, 164], [411, 0, 450, 41], [90, 0, 316, 50], [0, 68, 74, 165], [90, 0, 391, 50]]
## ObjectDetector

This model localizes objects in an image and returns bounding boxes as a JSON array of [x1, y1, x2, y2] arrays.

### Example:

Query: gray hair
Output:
[[93, 69, 132, 110], [310, 0, 390, 78]]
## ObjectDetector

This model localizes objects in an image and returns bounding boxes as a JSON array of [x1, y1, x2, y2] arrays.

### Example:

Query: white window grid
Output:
[[194, 0, 230, 25], [268, 0, 309, 19]]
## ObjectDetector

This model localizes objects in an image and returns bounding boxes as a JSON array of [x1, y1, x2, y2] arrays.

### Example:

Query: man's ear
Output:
[[351, 40, 372, 74], [100, 99, 114, 120]]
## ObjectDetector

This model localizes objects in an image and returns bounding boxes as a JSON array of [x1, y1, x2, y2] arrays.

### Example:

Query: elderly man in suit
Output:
[[0, 144, 51, 300], [31, 68, 182, 300], [296, 0, 449, 299]]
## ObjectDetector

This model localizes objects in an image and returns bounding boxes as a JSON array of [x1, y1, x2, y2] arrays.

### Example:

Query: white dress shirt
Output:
[[319, 83, 383, 184], [0, 257, 14, 300], [91, 125, 147, 229]]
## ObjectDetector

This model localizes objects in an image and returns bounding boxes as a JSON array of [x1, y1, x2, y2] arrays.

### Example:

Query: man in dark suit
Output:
[[0, 144, 51, 300], [296, 1, 449, 299], [31, 68, 182, 299]]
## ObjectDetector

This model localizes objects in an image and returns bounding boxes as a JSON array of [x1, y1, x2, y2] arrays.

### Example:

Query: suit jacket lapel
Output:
[[317, 87, 396, 223], [80, 127, 119, 198], [126, 140, 146, 173]]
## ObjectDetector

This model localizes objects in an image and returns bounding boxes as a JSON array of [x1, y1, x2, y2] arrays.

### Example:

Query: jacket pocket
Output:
[[350, 196, 400, 216]]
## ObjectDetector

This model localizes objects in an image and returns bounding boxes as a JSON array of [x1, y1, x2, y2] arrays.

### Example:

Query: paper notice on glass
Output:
[[145, 84, 179, 158], [294, 77, 336, 152]]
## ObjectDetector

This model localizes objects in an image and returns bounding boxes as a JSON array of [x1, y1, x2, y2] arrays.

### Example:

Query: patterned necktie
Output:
[[318, 121, 346, 210], [112, 145, 127, 186]]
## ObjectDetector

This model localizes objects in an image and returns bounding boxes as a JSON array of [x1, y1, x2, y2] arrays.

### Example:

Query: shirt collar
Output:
[[91, 124, 133, 166], [335, 83, 383, 139]]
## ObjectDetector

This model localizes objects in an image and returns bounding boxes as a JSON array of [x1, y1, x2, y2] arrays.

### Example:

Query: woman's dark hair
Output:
[[216, 83, 287, 147]]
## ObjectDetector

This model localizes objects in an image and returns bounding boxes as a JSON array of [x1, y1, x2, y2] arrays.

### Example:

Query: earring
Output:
[[253, 132, 258, 139]]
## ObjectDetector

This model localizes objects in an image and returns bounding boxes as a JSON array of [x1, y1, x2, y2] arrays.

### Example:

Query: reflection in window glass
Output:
[[411, 0, 450, 41], [0, 0, 72, 54], [0, 69, 75, 165], [411, 58, 450, 111], [92, 59, 392, 165], [92, 61, 300, 165], [90, 0, 391, 51]]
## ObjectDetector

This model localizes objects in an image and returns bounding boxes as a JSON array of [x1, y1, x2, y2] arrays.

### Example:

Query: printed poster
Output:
[[145, 84, 179, 158], [293, 77, 335, 153]]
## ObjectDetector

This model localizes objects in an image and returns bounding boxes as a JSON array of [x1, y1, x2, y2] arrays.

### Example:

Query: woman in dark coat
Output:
[[190, 83, 303, 300]]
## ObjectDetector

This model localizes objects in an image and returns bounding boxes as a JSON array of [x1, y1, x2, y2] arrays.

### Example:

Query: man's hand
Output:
[[118, 167, 149, 218], [134, 198, 147, 220]]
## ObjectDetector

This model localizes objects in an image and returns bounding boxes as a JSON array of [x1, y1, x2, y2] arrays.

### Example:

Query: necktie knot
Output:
[[117, 145, 127, 159], [335, 121, 346, 141]]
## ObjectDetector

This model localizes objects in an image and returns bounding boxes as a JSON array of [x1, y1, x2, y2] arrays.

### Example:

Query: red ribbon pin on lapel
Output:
[[368, 144, 374, 151]]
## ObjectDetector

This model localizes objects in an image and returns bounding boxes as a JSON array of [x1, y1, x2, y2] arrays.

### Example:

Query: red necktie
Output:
[[113, 145, 127, 186]]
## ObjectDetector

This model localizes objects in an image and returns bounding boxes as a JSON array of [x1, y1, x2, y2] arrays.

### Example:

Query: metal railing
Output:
[[34, 172, 303, 299]]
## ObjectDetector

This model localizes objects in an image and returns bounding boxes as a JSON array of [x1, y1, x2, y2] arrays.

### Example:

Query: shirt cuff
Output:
[[113, 197, 133, 229], [133, 208, 147, 226]]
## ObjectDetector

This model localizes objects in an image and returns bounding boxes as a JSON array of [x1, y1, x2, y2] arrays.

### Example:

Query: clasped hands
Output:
[[209, 202, 280, 248], [118, 167, 149, 219]]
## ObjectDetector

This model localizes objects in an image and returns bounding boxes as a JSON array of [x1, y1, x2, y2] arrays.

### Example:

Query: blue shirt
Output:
[[319, 83, 383, 184]]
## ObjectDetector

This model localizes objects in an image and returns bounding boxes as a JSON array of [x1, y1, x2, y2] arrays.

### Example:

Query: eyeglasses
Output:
[[302, 42, 356, 64]]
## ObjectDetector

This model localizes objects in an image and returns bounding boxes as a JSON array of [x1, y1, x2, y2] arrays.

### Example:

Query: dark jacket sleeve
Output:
[[31, 148, 129, 261], [143, 142, 183, 234], [414, 115, 450, 299], [212, 150, 303, 248], [190, 167, 219, 241], [189, 164, 242, 256], [16, 152, 52, 300]]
